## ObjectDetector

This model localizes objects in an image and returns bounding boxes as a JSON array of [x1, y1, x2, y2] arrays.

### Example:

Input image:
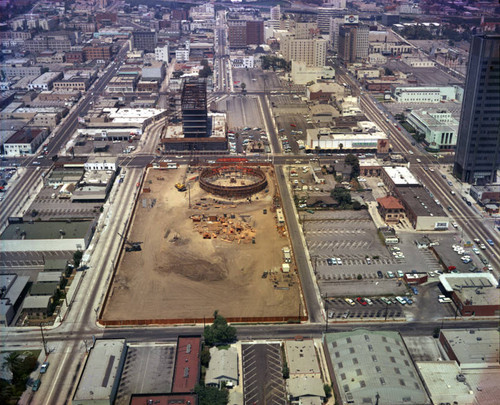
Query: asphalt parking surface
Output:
[[242, 343, 286, 405]]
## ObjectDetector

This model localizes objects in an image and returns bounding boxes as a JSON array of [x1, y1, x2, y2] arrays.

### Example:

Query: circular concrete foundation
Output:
[[199, 166, 268, 198]]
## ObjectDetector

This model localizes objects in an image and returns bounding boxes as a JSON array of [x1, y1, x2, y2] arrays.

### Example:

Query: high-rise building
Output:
[[246, 20, 264, 45], [317, 7, 345, 34], [154, 45, 169, 62], [228, 19, 247, 48], [270, 4, 281, 21], [294, 22, 319, 40], [281, 37, 327, 67], [338, 24, 369, 63], [132, 31, 157, 52], [182, 78, 208, 138], [453, 34, 500, 185], [228, 19, 264, 47]]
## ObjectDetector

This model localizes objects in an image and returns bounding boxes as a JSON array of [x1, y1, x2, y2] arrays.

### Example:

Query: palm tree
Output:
[[241, 82, 246, 94], [3, 352, 20, 374]]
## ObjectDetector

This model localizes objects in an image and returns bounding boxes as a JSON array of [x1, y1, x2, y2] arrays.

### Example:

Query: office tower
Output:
[[182, 78, 208, 138], [246, 20, 264, 45], [132, 31, 157, 52], [338, 24, 368, 63], [453, 34, 500, 185], [228, 19, 247, 48]]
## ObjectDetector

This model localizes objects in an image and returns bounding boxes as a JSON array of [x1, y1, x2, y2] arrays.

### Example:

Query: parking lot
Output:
[[273, 109, 310, 155], [325, 280, 459, 322], [114, 344, 176, 405], [242, 343, 286, 405]]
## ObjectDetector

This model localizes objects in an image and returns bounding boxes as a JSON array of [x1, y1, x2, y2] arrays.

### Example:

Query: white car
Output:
[[337, 258, 343, 265]]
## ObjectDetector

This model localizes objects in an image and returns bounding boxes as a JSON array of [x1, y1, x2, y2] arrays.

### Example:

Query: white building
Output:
[[270, 4, 281, 20], [154, 45, 169, 62], [27, 72, 63, 91], [206, 346, 238, 388], [84, 157, 118, 171], [175, 48, 190, 62], [281, 37, 327, 68], [403, 58, 435, 68], [230, 55, 254, 69], [392, 86, 463, 103], [73, 340, 127, 405], [406, 109, 458, 150], [306, 127, 388, 153], [3, 127, 48, 156]]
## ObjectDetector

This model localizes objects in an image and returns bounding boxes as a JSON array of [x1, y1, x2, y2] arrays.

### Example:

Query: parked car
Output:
[[32, 379, 41, 392], [386, 271, 395, 278], [40, 362, 49, 374], [356, 297, 367, 306], [377, 270, 383, 279], [404, 297, 413, 305], [397, 270, 404, 278], [395, 296, 406, 305], [411, 287, 419, 295], [345, 298, 355, 306]]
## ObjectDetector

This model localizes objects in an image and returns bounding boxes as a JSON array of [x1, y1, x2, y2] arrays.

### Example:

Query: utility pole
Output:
[[40, 323, 48, 356]]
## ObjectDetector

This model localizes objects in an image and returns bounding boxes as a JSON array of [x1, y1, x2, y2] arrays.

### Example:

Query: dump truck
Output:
[[175, 183, 186, 191]]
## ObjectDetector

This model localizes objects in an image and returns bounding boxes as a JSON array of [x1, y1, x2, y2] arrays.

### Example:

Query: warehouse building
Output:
[[324, 330, 430, 405], [0, 220, 95, 252], [406, 109, 458, 151], [73, 339, 127, 405], [284, 339, 321, 379], [0, 274, 30, 325], [171, 336, 201, 393]]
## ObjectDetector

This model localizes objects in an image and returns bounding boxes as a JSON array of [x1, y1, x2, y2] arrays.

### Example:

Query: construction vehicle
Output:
[[175, 183, 186, 192], [117, 232, 143, 252]]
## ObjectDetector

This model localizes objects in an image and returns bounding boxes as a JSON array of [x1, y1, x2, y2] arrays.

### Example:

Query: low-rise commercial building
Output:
[[306, 82, 344, 102], [73, 339, 127, 405], [3, 127, 48, 156], [439, 328, 499, 368], [376, 196, 405, 224], [0, 274, 30, 325], [53, 77, 90, 92], [284, 339, 321, 379], [21, 296, 51, 318], [28, 72, 63, 91], [306, 127, 389, 155], [406, 109, 458, 150], [290, 61, 335, 85], [392, 85, 463, 103], [439, 274, 500, 317], [205, 346, 238, 388]]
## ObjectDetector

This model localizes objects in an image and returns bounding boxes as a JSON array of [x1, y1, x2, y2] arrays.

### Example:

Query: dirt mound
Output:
[[156, 254, 228, 282]]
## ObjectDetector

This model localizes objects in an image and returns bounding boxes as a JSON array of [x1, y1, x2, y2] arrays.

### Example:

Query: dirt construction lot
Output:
[[102, 165, 302, 322]]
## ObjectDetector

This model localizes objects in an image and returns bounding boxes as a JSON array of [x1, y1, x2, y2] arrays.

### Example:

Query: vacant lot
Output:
[[102, 165, 302, 322]]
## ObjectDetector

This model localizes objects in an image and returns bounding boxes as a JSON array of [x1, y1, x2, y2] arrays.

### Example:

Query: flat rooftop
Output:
[[416, 361, 474, 405], [440, 328, 499, 366], [1, 220, 92, 240], [395, 185, 447, 217], [324, 329, 430, 405], [73, 339, 127, 402], [171, 336, 201, 393], [383, 166, 419, 186], [439, 273, 500, 307], [5, 128, 45, 144], [285, 339, 320, 376]]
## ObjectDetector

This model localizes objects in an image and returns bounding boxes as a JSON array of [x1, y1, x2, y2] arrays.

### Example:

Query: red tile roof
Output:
[[377, 195, 404, 210], [171, 336, 201, 393]]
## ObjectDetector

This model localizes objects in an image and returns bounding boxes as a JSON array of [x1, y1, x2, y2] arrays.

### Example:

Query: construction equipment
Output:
[[175, 183, 186, 192], [117, 232, 143, 252]]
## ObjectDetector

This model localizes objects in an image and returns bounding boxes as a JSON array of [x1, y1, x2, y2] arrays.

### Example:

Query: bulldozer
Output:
[[117, 232, 143, 252], [175, 183, 186, 192]]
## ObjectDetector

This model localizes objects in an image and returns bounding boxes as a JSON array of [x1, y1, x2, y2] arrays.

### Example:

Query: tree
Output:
[[352, 200, 362, 210], [384, 67, 394, 76], [331, 187, 351, 206], [73, 250, 83, 268], [282, 362, 290, 379], [203, 311, 237, 347], [200, 346, 211, 368], [240, 82, 246, 94], [344, 154, 360, 180], [324, 383, 332, 398], [194, 384, 229, 405]]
